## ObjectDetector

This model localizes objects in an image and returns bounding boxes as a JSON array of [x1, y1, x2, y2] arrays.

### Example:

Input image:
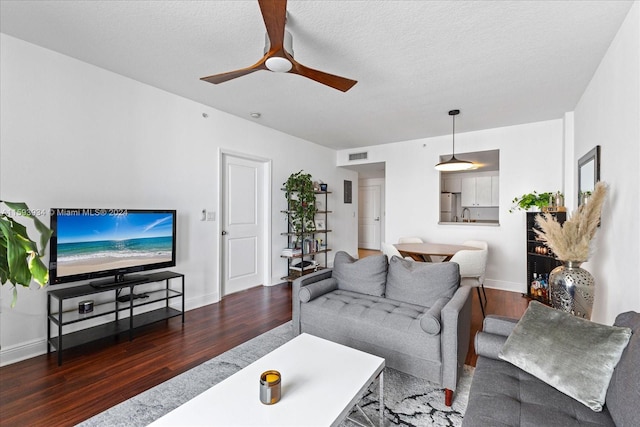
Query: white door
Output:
[[358, 184, 381, 250], [222, 154, 265, 295]]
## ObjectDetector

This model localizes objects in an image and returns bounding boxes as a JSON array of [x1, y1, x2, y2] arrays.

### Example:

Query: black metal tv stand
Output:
[[47, 271, 184, 365]]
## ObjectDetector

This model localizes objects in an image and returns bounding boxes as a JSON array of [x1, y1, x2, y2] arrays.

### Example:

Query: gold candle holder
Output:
[[259, 370, 281, 405]]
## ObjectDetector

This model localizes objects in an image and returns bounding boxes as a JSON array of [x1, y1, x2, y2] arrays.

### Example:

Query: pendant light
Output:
[[435, 109, 475, 171]]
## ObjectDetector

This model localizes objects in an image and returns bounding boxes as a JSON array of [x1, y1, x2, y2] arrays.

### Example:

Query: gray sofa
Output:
[[292, 251, 472, 406], [463, 310, 639, 426]]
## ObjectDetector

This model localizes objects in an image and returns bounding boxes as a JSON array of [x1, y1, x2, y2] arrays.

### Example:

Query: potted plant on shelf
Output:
[[509, 191, 554, 213], [0, 201, 52, 307], [284, 171, 317, 240]]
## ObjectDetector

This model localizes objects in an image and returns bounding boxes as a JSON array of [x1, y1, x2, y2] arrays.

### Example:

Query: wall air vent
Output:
[[349, 152, 368, 161]]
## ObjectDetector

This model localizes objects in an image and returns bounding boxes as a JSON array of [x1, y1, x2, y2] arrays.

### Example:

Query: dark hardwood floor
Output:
[[0, 269, 528, 426]]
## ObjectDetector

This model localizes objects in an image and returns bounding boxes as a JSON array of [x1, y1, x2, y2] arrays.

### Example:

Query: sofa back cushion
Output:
[[606, 311, 640, 426], [333, 251, 387, 297], [385, 256, 460, 306]]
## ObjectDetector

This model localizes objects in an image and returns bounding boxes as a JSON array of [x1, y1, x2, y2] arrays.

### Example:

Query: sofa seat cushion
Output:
[[463, 356, 615, 427], [300, 289, 441, 369]]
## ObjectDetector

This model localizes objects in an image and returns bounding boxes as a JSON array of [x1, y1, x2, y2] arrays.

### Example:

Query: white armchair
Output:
[[450, 240, 488, 317]]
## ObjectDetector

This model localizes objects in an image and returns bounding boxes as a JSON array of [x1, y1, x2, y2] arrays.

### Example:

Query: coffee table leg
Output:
[[379, 371, 384, 426]]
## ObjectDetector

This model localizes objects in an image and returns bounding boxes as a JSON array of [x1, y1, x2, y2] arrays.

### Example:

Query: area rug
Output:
[[78, 322, 473, 426]]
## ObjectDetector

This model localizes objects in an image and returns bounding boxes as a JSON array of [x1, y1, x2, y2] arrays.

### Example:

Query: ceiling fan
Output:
[[200, 0, 357, 92]]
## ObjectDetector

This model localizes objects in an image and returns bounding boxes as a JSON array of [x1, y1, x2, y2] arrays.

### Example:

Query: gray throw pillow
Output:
[[332, 251, 387, 297], [385, 256, 459, 306], [499, 301, 632, 412]]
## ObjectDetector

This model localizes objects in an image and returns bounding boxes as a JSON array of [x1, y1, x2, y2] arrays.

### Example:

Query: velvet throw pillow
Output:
[[332, 251, 387, 297], [385, 256, 459, 306], [499, 301, 632, 411]]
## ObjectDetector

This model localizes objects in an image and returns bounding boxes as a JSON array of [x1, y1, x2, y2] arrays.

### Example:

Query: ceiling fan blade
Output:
[[259, 0, 287, 54], [200, 56, 268, 84], [289, 57, 357, 92]]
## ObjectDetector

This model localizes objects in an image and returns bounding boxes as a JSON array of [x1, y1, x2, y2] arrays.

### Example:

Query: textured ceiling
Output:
[[0, 0, 634, 149]]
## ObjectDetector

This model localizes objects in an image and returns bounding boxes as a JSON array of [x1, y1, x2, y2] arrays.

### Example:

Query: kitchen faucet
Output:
[[462, 208, 471, 222]]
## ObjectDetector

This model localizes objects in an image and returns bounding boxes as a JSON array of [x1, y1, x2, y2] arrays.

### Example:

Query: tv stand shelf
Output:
[[47, 271, 184, 365]]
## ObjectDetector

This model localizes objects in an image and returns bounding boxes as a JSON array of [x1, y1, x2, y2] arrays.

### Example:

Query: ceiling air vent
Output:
[[349, 152, 368, 161]]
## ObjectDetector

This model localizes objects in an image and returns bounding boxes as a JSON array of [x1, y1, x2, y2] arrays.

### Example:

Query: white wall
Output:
[[339, 119, 565, 293], [573, 2, 640, 324], [0, 34, 358, 365]]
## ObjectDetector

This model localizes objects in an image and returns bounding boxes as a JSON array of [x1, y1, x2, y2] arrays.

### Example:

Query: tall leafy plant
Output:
[[0, 201, 52, 307], [284, 171, 317, 240]]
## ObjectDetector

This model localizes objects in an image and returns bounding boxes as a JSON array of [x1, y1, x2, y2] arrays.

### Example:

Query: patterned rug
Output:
[[78, 322, 473, 426]]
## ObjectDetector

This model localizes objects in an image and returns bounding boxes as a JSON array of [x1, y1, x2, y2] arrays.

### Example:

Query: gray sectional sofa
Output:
[[463, 305, 639, 427], [292, 251, 472, 406]]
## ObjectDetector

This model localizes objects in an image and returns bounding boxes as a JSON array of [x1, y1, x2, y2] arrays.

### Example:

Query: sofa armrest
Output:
[[299, 278, 338, 303], [419, 297, 450, 335], [441, 285, 472, 391], [474, 331, 509, 360], [292, 269, 334, 336], [483, 315, 519, 337]]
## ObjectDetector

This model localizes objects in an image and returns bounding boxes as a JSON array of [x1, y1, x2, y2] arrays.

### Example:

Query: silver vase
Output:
[[549, 261, 595, 319]]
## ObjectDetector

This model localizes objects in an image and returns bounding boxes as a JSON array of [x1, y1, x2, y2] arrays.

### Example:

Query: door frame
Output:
[[217, 148, 272, 300], [358, 177, 386, 250]]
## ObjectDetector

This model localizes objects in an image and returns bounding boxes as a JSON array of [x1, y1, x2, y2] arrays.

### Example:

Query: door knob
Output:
[[221, 230, 227, 235], [374, 217, 380, 221]]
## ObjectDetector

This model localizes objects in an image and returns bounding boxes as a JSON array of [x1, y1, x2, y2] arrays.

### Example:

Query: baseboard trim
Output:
[[0, 293, 219, 367], [0, 338, 47, 367], [484, 279, 525, 294]]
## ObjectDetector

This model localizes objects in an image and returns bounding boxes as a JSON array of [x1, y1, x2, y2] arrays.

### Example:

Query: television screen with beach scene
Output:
[[49, 209, 176, 286]]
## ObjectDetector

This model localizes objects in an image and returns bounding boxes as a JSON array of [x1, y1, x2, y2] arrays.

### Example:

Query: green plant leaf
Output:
[[29, 255, 49, 287]]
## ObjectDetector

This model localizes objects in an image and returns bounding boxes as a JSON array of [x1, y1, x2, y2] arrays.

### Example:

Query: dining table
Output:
[[394, 242, 479, 262]]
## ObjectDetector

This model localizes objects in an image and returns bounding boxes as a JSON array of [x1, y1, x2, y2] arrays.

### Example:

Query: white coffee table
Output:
[[148, 333, 385, 426]]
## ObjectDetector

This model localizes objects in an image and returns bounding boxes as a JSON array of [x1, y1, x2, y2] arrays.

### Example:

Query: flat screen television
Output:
[[49, 209, 177, 287]]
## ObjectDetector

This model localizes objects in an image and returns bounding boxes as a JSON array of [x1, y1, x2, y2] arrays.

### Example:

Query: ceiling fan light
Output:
[[435, 156, 475, 171], [265, 57, 292, 73]]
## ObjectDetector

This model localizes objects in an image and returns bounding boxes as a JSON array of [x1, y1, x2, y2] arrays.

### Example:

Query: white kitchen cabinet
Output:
[[491, 175, 500, 206], [461, 175, 498, 207]]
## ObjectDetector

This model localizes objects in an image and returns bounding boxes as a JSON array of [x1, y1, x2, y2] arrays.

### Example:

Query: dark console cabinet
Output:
[[47, 271, 184, 365], [526, 212, 566, 303]]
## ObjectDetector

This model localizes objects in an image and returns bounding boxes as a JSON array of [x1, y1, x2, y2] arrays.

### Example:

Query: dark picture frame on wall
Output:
[[578, 145, 600, 206], [344, 180, 352, 204]]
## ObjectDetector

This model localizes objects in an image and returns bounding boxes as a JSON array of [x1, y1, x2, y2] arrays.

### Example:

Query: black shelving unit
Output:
[[526, 211, 566, 303], [281, 190, 331, 282], [47, 271, 184, 365]]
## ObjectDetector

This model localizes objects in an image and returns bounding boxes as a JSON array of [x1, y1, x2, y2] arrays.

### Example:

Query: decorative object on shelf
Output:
[[534, 181, 607, 319], [284, 170, 317, 236], [0, 201, 52, 307], [509, 191, 555, 213], [78, 300, 94, 314], [319, 182, 328, 191], [435, 110, 475, 171]]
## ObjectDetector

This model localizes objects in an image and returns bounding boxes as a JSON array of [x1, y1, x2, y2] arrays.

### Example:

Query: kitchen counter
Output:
[[439, 220, 500, 226]]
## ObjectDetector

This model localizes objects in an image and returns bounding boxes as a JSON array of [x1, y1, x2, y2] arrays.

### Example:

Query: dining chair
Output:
[[397, 237, 423, 243], [381, 242, 411, 261], [449, 240, 489, 317]]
